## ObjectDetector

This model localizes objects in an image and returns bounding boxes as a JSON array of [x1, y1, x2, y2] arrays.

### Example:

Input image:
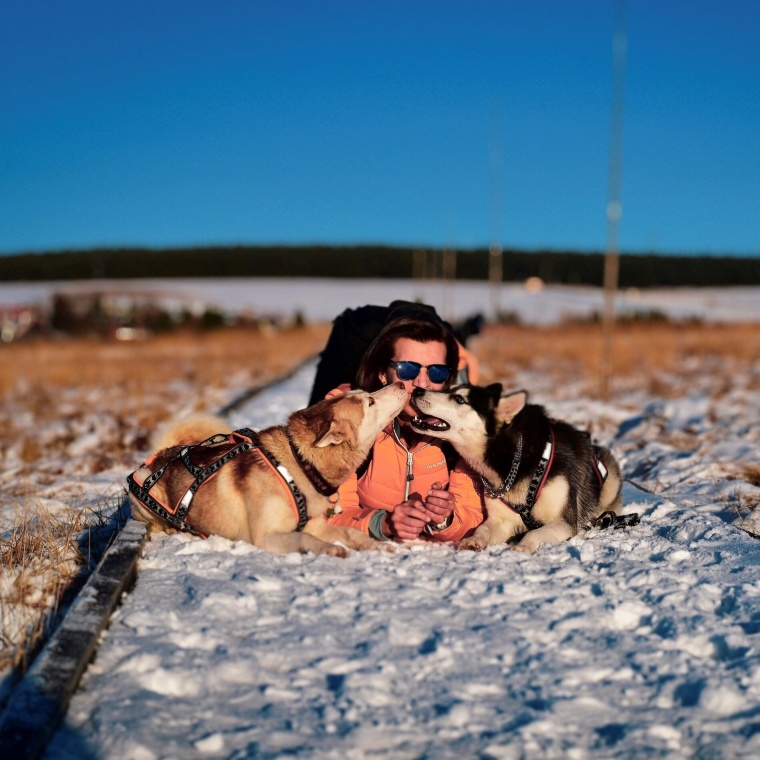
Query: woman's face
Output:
[[379, 337, 449, 419]]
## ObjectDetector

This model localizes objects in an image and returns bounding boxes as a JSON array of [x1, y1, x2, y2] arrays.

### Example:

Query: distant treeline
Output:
[[1, 246, 758, 288]]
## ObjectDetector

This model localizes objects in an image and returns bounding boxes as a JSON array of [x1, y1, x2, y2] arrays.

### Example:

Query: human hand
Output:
[[324, 383, 352, 400], [423, 482, 454, 529], [382, 499, 430, 540]]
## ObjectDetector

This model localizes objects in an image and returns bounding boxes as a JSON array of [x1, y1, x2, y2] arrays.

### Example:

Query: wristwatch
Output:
[[425, 513, 453, 535]]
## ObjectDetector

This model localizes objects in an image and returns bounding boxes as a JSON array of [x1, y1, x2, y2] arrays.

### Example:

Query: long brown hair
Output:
[[356, 316, 459, 392]]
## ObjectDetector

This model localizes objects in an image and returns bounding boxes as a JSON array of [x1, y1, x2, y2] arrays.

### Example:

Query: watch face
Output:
[[427, 516, 451, 533]]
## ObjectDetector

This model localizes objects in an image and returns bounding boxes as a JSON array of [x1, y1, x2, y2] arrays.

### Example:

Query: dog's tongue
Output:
[[412, 414, 449, 431]]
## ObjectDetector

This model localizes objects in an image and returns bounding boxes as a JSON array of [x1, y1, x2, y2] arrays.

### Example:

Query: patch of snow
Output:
[[2, 279, 759, 324]]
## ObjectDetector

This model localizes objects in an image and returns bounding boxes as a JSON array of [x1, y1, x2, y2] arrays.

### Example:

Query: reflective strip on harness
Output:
[[593, 455, 608, 485], [499, 428, 555, 532], [179, 487, 194, 511], [127, 428, 310, 538]]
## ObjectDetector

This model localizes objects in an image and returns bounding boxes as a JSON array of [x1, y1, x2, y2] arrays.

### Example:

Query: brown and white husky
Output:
[[128, 383, 407, 556]]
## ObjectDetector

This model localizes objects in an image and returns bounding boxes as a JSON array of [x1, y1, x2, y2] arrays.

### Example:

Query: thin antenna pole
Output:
[[601, 0, 627, 400], [413, 248, 427, 302], [442, 248, 457, 322], [489, 101, 504, 321]]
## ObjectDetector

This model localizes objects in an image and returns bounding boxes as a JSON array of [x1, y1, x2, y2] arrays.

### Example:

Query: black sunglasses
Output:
[[388, 360, 451, 384]]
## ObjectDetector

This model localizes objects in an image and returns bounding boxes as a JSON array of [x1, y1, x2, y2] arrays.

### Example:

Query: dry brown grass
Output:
[[0, 504, 86, 672], [0, 495, 129, 679], [471, 321, 760, 396], [742, 464, 760, 488], [0, 324, 330, 428], [0, 324, 330, 465]]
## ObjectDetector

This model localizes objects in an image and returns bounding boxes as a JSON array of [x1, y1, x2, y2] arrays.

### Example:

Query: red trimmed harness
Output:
[[590, 444, 609, 487], [496, 425, 610, 531], [126, 428, 310, 538], [494, 426, 555, 531]]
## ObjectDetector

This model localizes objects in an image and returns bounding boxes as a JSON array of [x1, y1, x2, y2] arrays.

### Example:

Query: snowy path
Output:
[[45, 364, 760, 759]]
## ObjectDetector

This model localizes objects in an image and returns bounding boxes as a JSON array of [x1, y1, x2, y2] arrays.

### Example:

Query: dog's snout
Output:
[[412, 387, 425, 398]]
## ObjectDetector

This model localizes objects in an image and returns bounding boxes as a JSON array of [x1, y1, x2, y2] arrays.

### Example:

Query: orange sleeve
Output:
[[427, 464, 484, 542], [326, 474, 382, 535]]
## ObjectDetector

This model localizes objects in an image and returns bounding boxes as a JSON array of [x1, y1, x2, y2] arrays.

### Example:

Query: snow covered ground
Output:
[[2, 277, 759, 325], [43, 353, 760, 759]]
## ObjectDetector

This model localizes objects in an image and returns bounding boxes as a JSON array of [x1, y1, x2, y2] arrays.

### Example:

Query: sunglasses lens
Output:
[[394, 361, 421, 381], [391, 361, 450, 383], [428, 365, 451, 383]]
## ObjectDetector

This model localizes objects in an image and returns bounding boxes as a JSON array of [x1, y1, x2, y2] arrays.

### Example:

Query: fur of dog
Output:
[[129, 383, 407, 556], [410, 384, 623, 553]]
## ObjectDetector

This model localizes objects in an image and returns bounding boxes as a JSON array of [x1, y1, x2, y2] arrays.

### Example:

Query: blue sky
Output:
[[1, 1, 758, 256]]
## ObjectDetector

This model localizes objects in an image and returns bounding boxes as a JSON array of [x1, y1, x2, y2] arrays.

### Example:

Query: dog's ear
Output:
[[495, 390, 527, 424], [314, 418, 349, 448], [485, 383, 503, 404]]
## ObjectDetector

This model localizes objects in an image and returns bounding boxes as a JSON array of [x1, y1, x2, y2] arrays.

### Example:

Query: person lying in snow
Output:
[[321, 314, 484, 543]]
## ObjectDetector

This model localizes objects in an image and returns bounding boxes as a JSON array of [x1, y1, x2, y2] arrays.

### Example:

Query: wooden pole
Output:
[[490, 102, 504, 321], [442, 248, 457, 321], [413, 248, 427, 303], [489, 243, 503, 321], [601, 0, 627, 400]]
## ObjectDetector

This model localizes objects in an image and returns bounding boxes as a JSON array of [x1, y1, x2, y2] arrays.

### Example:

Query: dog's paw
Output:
[[320, 544, 349, 558], [458, 538, 485, 552], [509, 543, 537, 554], [335, 537, 395, 553], [339, 528, 394, 553]]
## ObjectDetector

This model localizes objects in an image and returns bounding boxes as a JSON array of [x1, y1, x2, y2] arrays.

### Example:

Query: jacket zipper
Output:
[[393, 420, 432, 501]]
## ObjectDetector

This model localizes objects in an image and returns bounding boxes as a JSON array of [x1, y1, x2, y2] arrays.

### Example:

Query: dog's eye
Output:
[[367, 397, 376, 407], [452, 394, 467, 405]]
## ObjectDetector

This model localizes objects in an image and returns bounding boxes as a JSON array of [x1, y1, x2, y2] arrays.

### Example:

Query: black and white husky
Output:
[[410, 384, 624, 553]]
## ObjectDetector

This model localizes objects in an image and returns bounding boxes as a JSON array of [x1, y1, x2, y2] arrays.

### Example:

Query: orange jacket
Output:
[[328, 423, 484, 542]]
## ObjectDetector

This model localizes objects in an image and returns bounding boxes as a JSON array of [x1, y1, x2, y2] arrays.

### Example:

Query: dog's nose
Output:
[[412, 387, 425, 398]]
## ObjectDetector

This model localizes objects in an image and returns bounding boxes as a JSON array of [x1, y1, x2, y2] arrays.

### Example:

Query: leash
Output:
[[127, 428, 310, 537], [592, 511, 640, 530], [590, 445, 640, 530]]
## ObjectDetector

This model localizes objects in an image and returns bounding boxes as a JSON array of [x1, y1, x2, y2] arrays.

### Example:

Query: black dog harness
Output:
[[127, 427, 310, 538], [497, 428, 555, 531], [482, 426, 612, 532]]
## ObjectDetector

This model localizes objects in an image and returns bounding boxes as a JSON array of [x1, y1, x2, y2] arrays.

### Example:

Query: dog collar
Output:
[[480, 434, 523, 498], [287, 434, 338, 497]]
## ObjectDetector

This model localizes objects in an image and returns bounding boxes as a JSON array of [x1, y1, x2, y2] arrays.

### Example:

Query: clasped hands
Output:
[[382, 482, 454, 540]]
